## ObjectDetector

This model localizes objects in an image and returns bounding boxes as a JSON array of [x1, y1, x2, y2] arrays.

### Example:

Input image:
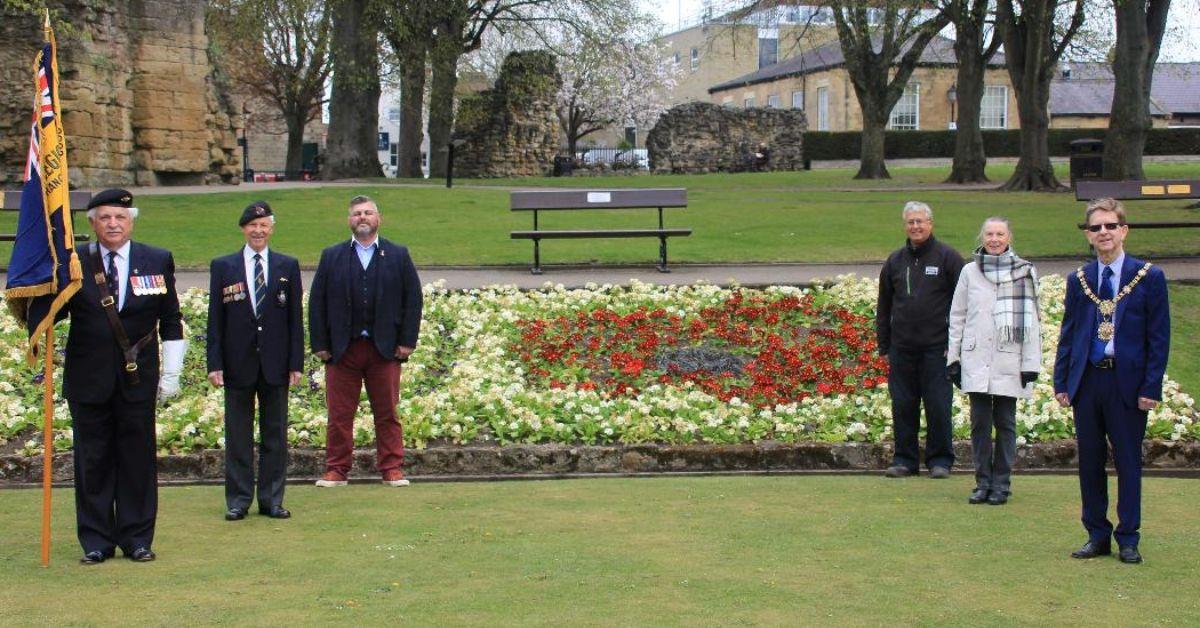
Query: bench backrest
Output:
[[1075, 180, 1199, 201], [1, 190, 92, 245], [511, 188, 687, 211]]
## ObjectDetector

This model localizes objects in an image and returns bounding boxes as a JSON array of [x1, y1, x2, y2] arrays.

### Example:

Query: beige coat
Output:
[[946, 262, 1042, 399]]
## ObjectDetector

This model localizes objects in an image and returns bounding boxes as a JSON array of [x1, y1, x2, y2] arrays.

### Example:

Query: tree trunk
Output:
[[427, 16, 463, 180], [284, 111, 306, 178], [946, 22, 989, 184], [324, 0, 383, 180], [1000, 77, 1062, 191], [398, 48, 427, 178], [1103, 0, 1170, 181], [856, 113, 890, 179]]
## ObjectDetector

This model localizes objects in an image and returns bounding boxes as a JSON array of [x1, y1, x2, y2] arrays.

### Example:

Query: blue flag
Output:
[[4, 30, 82, 364]]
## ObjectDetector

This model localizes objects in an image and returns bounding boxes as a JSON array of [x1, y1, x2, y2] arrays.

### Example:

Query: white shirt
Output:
[[98, 241, 131, 310], [243, 245, 269, 316], [1098, 252, 1125, 357], [352, 237, 378, 270]]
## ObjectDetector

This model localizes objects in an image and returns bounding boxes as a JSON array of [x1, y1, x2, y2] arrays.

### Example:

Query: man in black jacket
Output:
[[207, 201, 304, 521], [61, 189, 186, 564], [309, 195, 423, 487], [876, 201, 965, 478]]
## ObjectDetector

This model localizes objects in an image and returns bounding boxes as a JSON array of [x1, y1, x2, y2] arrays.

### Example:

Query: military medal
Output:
[[130, 274, 168, 296], [1076, 262, 1151, 343]]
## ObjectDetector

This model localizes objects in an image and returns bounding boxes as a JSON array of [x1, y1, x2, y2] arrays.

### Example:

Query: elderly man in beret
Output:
[[207, 201, 303, 521], [58, 188, 186, 565]]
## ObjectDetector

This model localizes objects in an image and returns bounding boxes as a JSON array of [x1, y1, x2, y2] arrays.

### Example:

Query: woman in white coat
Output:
[[947, 217, 1041, 505]]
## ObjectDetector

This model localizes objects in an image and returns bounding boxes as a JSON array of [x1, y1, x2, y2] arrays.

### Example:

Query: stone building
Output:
[[240, 95, 326, 178], [646, 101, 806, 174], [0, 0, 242, 188]]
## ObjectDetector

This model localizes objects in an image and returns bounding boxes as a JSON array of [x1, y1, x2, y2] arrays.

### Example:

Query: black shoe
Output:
[[225, 507, 248, 521], [1071, 540, 1112, 559], [128, 547, 156, 562], [884, 465, 914, 478], [1118, 545, 1143, 564], [929, 466, 951, 479], [987, 492, 1008, 505], [260, 506, 291, 519], [968, 488, 990, 504], [80, 550, 107, 565]]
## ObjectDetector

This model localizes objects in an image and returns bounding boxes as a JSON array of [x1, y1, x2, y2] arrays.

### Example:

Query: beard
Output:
[[353, 222, 376, 237]]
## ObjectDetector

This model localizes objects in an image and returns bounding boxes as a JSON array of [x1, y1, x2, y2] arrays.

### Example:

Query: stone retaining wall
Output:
[[646, 101, 806, 174], [3, 440, 1198, 485]]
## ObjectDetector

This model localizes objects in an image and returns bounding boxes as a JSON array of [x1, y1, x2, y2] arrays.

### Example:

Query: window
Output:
[[980, 85, 1008, 129], [387, 107, 400, 123], [744, 96, 756, 108], [817, 87, 829, 130], [791, 90, 804, 110], [690, 48, 699, 71], [673, 51, 680, 65], [888, 82, 920, 130], [767, 94, 780, 108], [389, 143, 398, 167], [758, 28, 778, 68]]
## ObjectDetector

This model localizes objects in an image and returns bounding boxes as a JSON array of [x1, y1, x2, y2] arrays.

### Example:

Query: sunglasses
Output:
[[1085, 222, 1123, 233]]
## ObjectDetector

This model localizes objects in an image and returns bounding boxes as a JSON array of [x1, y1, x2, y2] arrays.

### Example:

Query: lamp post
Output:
[[238, 103, 252, 182], [947, 83, 958, 130], [445, 138, 467, 189]]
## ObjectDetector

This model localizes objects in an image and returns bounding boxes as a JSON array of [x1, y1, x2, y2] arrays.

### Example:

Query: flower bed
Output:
[[1, 275, 1196, 456]]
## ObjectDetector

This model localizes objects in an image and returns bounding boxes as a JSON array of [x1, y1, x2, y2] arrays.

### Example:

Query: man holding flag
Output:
[[5, 19, 186, 565]]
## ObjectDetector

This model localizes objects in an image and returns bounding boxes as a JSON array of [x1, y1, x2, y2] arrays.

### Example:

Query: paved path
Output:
[[155, 258, 1200, 291]]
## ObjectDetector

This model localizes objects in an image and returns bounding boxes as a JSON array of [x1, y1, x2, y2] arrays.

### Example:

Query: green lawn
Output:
[[1170, 284, 1200, 394], [5, 163, 1195, 268], [1, 476, 1197, 625]]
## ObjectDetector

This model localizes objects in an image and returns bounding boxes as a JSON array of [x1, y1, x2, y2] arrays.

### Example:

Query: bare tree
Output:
[[1103, 0, 1171, 180], [995, 0, 1086, 191], [209, 0, 332, 177], [942, 0, 1003, 183], [324, 0, 384, 180]]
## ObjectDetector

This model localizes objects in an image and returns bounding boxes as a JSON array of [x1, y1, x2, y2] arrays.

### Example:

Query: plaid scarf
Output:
[[974, 247, 1038, 343]]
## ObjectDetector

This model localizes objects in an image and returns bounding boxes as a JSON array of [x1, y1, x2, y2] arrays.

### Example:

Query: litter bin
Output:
[[1069, 138, 1104, 187], [553, 155, 574, 177]]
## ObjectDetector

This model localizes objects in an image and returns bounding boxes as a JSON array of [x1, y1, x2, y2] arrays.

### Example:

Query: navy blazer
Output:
[[61, 241, 184, 403], [1053, 255, 1170, 407], [308, 238, 423, 363], [206, 249, 304, 387]]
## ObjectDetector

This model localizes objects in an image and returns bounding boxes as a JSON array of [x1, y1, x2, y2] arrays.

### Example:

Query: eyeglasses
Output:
[[1086, 222, 1123, 233]]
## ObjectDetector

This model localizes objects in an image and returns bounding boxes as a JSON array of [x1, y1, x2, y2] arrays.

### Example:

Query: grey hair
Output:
[[349, 195, 376, 210], [86, 206, 139, 220], [977, 216, 1013, 245], [902, 201, 932, 220]]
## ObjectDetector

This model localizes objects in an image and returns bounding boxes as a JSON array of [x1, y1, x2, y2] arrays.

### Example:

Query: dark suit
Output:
[[63, 241, 182, 556], [207, 249, 303, 512], [1053, 255, 1170, 547], [308, 238, 422, 475]]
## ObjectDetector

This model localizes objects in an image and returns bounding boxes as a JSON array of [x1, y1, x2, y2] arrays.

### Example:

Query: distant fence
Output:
[[572, 147, 649, 169]]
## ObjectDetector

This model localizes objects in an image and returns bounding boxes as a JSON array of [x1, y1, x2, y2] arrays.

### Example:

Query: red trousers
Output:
[[323, 339, 405, 475]]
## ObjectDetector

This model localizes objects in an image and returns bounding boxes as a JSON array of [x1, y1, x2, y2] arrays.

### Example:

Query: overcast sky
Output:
[[641, 0, 1200, 62]]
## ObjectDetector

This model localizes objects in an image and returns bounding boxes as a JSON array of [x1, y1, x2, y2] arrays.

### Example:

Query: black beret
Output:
[[87, 188, 134, 210], [239, 201, 274, 226]]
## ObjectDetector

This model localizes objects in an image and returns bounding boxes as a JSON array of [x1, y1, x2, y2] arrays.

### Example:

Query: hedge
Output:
[[803, 127, 1200, 161]]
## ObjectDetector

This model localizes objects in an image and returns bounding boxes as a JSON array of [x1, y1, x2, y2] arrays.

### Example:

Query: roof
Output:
[[708, 35, 1005, 93], [1048, 62, 1192, 117]]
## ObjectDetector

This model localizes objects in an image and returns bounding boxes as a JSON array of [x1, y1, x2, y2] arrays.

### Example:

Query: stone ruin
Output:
[[646, 102, 807, 174], [0, 0, 242, 188], [452, 50, 561, 179]]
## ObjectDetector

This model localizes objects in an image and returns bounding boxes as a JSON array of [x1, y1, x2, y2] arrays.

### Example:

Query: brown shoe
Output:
[[381, 469, 410, 487], [315, 470, 348, 487]]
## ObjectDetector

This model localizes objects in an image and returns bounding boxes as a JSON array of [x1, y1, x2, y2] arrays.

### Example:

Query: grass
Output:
[[1169, 284, 1200, 394], [1, 475, 1197, 626], [4, 162, 1196, 269]]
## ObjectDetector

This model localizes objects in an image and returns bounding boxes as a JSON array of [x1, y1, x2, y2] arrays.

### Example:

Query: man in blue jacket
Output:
[[309, 195, 423, 487], [1054, 198, 1170, 565], [207, 201, 304, 521]]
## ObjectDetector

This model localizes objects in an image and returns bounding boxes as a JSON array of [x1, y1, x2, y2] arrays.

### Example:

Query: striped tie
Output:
[[106, 251, 119, 305], [253, 253, 265, 317]]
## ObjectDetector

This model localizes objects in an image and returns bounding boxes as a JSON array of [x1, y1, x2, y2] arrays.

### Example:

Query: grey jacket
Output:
[[947, 261, 1042, 399]]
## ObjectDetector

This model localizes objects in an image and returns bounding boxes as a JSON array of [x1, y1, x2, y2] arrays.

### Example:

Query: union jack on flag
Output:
[[5, 26, 82, 363]]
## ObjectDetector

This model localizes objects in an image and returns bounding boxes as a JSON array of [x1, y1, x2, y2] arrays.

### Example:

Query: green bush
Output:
[[803, 127, 1200, 160]]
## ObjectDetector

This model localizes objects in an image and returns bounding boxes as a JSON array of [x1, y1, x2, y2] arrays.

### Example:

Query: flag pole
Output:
[[41, 327, 54, 567], [39, 8, 54, 569]]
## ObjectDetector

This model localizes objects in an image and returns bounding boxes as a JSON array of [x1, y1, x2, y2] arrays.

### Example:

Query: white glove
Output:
[[158, 339, 188, 400]]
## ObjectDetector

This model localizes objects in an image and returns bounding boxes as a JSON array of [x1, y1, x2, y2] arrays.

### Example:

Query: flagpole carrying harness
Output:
[[91, 245, 154, 385]]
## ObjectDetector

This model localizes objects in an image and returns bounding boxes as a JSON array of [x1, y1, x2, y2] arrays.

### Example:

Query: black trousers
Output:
[[224, 377, 289, 512], [968, 393, 1018, 493], [68, 396, 158, 555], [887, 347, 955, 471]]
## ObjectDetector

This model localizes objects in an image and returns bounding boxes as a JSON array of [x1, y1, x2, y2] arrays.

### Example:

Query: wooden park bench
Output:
[[510, 188, 692, 274], [1, 190, 91, 271], [1075, 180, 1200, 231]]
